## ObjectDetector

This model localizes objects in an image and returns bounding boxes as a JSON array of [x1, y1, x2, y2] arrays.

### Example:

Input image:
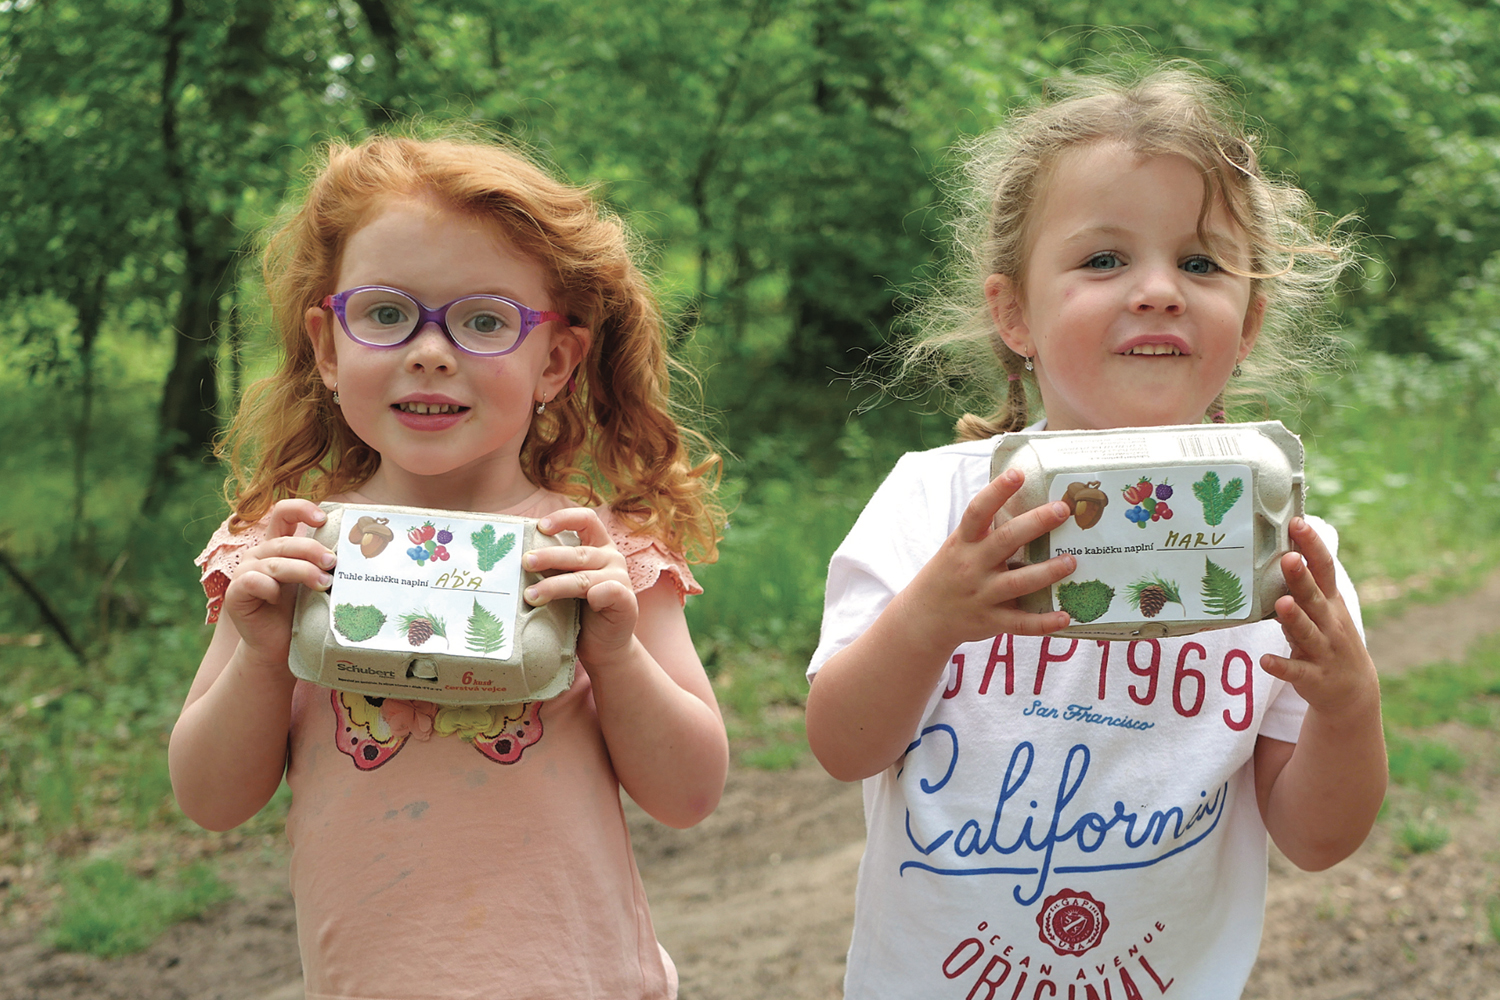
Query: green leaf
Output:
[[1200, 558, 1247, 618], [465, 600, 507, 654]]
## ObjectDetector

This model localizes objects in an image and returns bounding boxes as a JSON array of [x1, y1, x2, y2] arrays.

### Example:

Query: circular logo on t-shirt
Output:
[[1036, 888, 1110, 957]]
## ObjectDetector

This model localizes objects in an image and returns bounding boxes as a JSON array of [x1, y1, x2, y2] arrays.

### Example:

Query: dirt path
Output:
[[1, 577, 1497, 1000]]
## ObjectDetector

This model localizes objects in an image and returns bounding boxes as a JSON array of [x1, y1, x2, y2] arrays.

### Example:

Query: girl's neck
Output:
[[345, 462, 548, 516]]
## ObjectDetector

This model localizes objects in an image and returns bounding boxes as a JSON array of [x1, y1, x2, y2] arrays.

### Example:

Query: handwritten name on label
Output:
[[433, 569, 485, 591], [1160, 531, 1226, 549]]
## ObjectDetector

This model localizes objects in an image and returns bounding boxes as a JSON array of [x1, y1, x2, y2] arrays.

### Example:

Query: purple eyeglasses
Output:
[[323, 285, 569, 357]]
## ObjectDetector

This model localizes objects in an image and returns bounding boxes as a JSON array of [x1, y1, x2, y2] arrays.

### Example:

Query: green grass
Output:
[[1487, 897, 1500, 944], [1385, 733, 1466, 790], [1394, 819, 1450, 856], [47, 857, 232, 957], [1380, 643, 1500, 730]]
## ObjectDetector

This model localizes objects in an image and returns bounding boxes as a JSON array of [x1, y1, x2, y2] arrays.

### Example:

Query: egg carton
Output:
[[289, 502, 580, 704], [991, 421, 1304, 639]]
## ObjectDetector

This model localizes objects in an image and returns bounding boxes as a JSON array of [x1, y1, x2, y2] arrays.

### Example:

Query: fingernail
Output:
[[313, 509, 327, 523], [321, 552, 337, 569], [538, 518, 553, 533], [1005, 469, 1023, 483], [523, 552, 537, 570], [1052, 501, 1071, 518], [316, 572, 333, 589], [524, 586, 541, 603]]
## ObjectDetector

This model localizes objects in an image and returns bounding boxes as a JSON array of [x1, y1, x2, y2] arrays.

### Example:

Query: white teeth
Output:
[[398, 402, 464, 415], [1127, 344, 1182, 356]]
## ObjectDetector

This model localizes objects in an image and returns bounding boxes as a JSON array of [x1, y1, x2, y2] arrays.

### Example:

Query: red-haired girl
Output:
[[170, 135, 726, 999]]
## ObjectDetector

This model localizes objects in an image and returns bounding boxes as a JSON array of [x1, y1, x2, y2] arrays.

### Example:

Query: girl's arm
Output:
[[169, 500, 335, 832], [1253, 517, 1387, 870], [523, 508, 727, 829], [805, 469, 1076, 782]]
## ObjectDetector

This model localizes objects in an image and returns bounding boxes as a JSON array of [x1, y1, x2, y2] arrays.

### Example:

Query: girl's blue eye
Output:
[[371, 304, 407, 326], [1085, 252, 1121, 270], [1182, 256, 1219, 275]]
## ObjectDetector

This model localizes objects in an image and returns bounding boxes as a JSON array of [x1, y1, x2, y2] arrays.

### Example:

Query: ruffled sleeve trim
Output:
[[596, 507, 702, 604], [194, 517, 272, 624]]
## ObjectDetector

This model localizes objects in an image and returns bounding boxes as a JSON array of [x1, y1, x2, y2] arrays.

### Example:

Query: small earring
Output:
[[1232, 364, 1243, 378], [534, 397, 546, 415], [1024, 357, 1034, 372], [331, 385, 340, 405]]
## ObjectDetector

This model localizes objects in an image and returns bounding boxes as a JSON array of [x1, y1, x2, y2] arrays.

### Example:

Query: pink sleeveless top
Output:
[[197, 493, 699, 1000]]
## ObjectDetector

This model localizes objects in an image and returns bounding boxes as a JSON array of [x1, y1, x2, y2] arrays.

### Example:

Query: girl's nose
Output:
[[1131, 266, 1185, 315], [405, 322, 458, 371]]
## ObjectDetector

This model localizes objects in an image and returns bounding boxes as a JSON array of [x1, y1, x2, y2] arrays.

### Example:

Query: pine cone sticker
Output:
[[1126, 574, 1183, 619], [397, 611, 447, 647]]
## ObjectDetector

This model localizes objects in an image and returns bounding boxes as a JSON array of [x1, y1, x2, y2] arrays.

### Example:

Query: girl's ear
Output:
[[306, 304, 339, 390], [538, 323, 591, 399], [985, 274, 1032, 357], [1238, 294, 1266, 361]]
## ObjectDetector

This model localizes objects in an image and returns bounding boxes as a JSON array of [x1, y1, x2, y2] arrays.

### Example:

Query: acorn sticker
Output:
[[347, 516, 395, 558], [1061, 481, 1109, 530]]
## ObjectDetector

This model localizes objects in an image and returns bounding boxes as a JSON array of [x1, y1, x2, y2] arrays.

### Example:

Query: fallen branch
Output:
[[0, 546, 87, 665]]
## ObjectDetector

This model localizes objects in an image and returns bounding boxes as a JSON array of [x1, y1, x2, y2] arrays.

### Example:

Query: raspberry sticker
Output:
[[1036, 888, 1110, 957]]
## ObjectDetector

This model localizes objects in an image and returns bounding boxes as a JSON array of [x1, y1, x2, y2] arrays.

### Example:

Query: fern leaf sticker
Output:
[[465, 600, 507, 655], [472, 524, 517, 571], [1191, 470, 1244, 526], [1200, 557, 1247, 618]]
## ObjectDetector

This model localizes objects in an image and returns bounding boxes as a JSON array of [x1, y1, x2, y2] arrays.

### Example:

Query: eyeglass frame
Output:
[[321, 285, 572, 358]]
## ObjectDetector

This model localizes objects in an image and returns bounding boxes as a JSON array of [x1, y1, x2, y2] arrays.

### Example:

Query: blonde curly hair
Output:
[[900, 65, 1356, 439]]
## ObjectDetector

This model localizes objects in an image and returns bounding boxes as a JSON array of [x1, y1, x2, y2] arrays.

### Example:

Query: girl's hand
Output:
[[1260, 517, 1378, 715], [222, 499, 335, 663], [904, 468, 1077, 653], [522, 508, 637, 666]]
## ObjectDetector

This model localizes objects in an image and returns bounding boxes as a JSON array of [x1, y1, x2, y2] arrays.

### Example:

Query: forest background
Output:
[[1, 0, 1499, 959]]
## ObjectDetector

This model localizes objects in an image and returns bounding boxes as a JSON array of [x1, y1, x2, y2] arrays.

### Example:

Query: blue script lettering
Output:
[[898, 734, 1228, 905]]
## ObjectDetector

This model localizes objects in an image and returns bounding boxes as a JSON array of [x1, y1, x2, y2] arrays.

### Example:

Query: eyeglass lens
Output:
[[342, 288, 525, 354]]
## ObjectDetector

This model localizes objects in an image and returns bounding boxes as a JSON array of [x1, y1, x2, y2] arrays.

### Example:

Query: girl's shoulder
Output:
[[595, 505, 702, 603]]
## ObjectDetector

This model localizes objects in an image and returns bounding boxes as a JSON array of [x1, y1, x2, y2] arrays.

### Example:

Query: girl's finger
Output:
[[1289, 518, 1341, 598], [536, 507, 610, 548], [523, 544, 611, 575], [958, 470, 1026, 542], [252, 556, 333, 591], [1005, 609, 1075, 637], [525, 570, 606, 606], [248, 535, 336, 569], [1258, 652, 1308, 687], [1281, 550, 1334, 632], [986, 499, 1073, 560], [230, 570, 287, 607], [1273, 593, 1325, 657], [986, 553, 1077, 604], [267, 498, 328, 539]]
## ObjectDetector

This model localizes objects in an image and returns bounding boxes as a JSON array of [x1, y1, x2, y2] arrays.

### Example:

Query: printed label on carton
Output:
[[1047, 465, 1254, 624], [330, 512, 523, 659]]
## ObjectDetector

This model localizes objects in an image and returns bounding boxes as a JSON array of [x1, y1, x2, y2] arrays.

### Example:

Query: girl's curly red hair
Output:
[[220, 134, 722, 562]]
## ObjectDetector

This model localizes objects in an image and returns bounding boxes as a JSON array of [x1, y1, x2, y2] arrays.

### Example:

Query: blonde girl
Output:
[[170, 135, 726, 1000], [806, 68, 1383, 998]]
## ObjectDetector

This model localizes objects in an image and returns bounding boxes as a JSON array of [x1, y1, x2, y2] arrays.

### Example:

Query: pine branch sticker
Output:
[[465, 600, 507, 655], [1191, 471, 1244, 526], [333, 603, 386, 642], [1200, 557, 1247, 618], [472, 524, 517, 572]]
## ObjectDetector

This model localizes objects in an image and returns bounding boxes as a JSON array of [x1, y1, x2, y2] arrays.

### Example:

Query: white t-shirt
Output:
[[809, 436, 1358, 1000]]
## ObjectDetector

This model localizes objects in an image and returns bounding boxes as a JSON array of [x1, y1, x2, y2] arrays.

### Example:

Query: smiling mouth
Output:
[[1124, 344, 1185, 356], [395, 402, 468, 415]]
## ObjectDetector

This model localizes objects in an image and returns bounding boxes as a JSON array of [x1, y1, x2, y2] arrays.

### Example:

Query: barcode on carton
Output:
[[1178, 434, 1242, 458]]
